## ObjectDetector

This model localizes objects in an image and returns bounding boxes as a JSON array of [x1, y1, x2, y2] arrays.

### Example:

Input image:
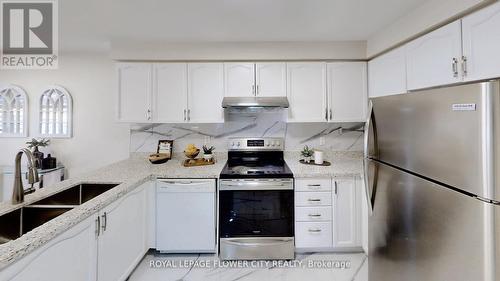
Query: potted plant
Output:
[[26, 138, 50, 168], [202, 145, 215, 162], [301, 145, 314, 163]]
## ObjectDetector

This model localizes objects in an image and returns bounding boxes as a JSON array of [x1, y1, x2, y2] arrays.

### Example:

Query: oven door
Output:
[[219, 179, 294, 238]]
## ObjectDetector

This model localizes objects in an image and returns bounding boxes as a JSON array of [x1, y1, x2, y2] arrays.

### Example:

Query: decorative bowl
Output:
[[184, 149, 200, 161]]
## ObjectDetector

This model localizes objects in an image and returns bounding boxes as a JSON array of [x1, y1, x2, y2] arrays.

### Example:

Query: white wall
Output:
[[367, 0, 494, 57], [0, 52, 130, 177], [111, 41, 367, 61]]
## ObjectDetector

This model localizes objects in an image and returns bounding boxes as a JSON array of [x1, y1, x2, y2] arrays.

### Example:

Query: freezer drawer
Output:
[[155, 179, 216, 253], [365, 159, 491, 281]]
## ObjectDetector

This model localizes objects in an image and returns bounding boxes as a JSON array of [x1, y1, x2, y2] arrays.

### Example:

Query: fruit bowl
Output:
[[184, 149, 200, 162]]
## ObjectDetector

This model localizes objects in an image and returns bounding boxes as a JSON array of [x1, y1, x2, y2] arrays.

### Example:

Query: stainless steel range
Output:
[[219, 138, 294, 260]]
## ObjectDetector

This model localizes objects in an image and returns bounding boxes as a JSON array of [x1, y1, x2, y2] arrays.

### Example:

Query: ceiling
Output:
[[59, 0, 427, 51]]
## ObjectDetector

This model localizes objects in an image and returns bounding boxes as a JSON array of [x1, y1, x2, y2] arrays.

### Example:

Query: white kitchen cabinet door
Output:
[[333, 178, 361, 249], [286, 62, 327, 122], [327, 62, 368, 122], [153, 63, 188, 123], [368, 46, 407, 97], [462, 1, 500, 82], [97, 183, 148, 281], [406, 20, 463, 90], [187, 63, 224, 123], [117, 63, 152, 122], [0, 215, 98, 281], [255, 62, 287, 97], [224, 63, 255, 97]]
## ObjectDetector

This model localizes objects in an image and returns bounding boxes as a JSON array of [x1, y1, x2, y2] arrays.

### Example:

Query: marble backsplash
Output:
[[130, 109, 364, 154]]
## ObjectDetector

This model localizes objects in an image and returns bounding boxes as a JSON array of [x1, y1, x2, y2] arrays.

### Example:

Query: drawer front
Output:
[[295, 221, 333, 248], [295, 192, 332, 206], [295, 206, 332, 222], [295, 179, 332, 192]]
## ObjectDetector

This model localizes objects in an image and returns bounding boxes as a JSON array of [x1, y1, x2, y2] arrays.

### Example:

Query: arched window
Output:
[[0, 85, 28, 137], [39, 85, 73, 138]]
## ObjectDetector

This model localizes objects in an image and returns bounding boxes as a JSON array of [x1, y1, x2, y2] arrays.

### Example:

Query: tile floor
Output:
[[128, 251, 368, 281]]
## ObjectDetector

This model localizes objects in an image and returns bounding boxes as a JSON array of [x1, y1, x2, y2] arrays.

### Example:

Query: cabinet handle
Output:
[[325, 107, 328, 121], [252, 85, 256, 95], [95, 216, 100, 238], [256, 85, 259, 95], [101, 212, 107, 232], [187, 109, 191, 121], [183, 109, 186, 121], [334, 181, 338, 195], [307, 184, 321, 187], [307, 199, 321, 202], [308, 214, 322, 217], [461, 56, 467, 77], [147, 109, 151, 120], [452, 58, 458, 78], [329, 109, 333, 120], [308, 228, 322, 233]]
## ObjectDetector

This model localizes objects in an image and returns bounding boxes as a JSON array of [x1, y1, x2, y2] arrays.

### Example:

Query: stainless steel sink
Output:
[[0, 183, 119, 245], [30, 183, 119, 206], [0, 206, 73, 245]]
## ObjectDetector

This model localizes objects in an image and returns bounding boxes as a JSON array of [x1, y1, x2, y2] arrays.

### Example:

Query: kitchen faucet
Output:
[[12, 148, 39, 204]]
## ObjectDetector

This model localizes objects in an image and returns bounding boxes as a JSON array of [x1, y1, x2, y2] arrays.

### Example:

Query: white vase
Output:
[[203, 154, 213, 162]]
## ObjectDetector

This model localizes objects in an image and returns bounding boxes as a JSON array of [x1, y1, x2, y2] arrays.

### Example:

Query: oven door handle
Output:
[[223, 238, 293, 247], [219, 183, 293, 191]]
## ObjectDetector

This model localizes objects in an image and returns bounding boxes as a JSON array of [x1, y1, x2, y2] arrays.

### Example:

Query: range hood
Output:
[[222, 97, 289, 108]]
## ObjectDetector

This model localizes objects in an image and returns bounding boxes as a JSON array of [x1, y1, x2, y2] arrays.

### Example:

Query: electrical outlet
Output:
[[319, 136, 325, 146]]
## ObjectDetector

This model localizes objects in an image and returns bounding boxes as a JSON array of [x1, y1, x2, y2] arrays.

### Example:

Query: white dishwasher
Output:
[[156, 179, 216, 253]]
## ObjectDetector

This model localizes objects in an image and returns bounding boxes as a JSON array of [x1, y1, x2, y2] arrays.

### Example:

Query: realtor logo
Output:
[[1, 0, 58, 69]]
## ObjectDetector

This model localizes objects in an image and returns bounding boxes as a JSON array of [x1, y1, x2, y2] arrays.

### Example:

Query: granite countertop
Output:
[[0, 151, 362, 269], [285, 151, 364, 178]]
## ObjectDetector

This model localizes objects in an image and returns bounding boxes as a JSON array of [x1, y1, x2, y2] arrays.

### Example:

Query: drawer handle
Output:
[[308, 214, 322, 217], [307, 184, 321, 187], [308, 228, 322, 233], [307, 199, 321, 202]]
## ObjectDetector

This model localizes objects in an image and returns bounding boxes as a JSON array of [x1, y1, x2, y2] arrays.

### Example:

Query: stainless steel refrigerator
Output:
[[364, 80, 500, 281]]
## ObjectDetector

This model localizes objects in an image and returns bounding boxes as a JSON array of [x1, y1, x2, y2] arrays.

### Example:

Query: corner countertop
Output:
[[0, 151, 362, 269]]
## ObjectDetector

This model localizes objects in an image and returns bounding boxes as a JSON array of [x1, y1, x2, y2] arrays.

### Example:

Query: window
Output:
[[39, 85, 72, 138], [0, 85, 28, 137]]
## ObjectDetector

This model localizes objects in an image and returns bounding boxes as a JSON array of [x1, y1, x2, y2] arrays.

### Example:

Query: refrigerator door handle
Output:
[[364, 100, 377, 215], [364, 100, 378, 159], [363, 158, 374, 215]]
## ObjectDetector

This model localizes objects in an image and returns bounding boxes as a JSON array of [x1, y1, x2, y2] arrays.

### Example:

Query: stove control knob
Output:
[[231, 142, 235, 147], [237, 142, 241, 147], [271, 142, 276, 147], [266, 143, 270, 147]]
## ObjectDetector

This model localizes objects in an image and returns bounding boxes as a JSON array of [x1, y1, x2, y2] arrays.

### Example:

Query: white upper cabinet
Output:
[[117, 63, 152, 122], [154, 63, 188, 123], [255, 62, 287, 97], [187, 63, 224, 123], [406, 20, 463, 90], [327, 62, 368, 122], [462, 1, 500, 82], [224, 63, 255, 97], [368, 46, 407, 98], [224, 62, 287, 97], [287, 62, 327, 122]]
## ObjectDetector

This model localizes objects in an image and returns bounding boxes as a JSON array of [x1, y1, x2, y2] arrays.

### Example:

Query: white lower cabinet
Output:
[[295, 177, 361, 252], [0, 182, 152, 281], [97, 183, 149, 281], [332, 178, 361, 249], [0, 215, 98, 281]]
